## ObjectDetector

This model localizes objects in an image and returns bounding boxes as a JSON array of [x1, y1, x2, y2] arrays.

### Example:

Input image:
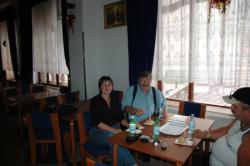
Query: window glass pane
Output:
[[6, 70, 14, 80], [59, 73, 68, 86], [40, 72, 47, 84]]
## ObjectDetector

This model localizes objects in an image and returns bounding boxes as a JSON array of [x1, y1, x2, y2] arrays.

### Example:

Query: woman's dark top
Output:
[[90, 91, 124, 127]]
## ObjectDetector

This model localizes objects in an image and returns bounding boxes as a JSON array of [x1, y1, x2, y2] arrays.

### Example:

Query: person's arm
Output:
[[123, 106, 144, 116], [97, 122, 122, 134], [90, 98, 102, 127], [120, 119, 129, 128], [238, 132, 250, 166], [194, 119, 236, 141]]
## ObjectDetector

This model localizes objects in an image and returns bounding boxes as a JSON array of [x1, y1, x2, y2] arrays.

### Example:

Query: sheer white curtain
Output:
[[153, 0, 250, 87], [32, 0, 69, 75], [0, 20, 14, 80]]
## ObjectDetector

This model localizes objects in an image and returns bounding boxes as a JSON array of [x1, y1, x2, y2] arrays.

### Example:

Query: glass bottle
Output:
[[159, 102, 164, 121], [153, 115, 160, 145], [188, 114, 195, 139], [129, 115, 136, 137]]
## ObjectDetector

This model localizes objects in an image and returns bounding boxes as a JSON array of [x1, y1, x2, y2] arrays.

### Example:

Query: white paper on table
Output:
[[160, 115, 188, 135]]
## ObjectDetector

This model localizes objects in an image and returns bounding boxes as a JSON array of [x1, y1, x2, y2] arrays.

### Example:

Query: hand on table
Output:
[[136, 123, 144, 130], [193, 129, 206, 139], [113, 128, 122, 134], [135, 108, 144, 116]]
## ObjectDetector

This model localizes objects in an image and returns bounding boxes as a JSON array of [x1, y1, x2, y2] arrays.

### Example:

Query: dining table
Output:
[[109, 115, 214, 166]]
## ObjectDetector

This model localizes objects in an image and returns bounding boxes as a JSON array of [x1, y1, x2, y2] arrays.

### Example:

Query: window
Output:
[[32, 0, 69, 87], [34, 72, 68, 87], [153, 0, 250, 87], [0, 20, 15, 80]]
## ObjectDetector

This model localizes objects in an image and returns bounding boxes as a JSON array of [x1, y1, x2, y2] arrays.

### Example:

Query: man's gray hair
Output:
[[138, 71, 152, 79]]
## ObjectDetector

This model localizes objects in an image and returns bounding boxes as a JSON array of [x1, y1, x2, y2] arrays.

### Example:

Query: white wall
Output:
[[99, 0, 129, 92], [81, 0, 102, 98], [68, 0, 86, 99], [69, 0, 129, 99]]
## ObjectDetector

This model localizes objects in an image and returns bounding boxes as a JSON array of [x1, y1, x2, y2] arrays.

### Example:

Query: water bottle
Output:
[[188, 114, 195, 139], [153, 115, 160, 145], [159, 103, 164, 121], [129, 115, 136, 136]]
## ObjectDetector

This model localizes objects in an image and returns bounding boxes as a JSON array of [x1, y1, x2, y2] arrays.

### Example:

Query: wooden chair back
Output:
[[86, 158, 95, 166], [3, 87, 22, 97], [39, 95, 62, 112], [24, 113, 63, 166], [112, 90, 123, 102], [62, 91, 80, 104], [178, 101, 206, 118], [76, 111, 88, 145], [76, 111, 109, 165], [188, 82, 194, 101]]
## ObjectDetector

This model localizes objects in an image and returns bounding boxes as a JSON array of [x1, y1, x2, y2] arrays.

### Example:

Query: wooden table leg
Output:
[[113, 144, 118, 166], [188, 155, 192, 166], [18, 103, 22, 136], [70, 121, 76, 166], [205, 140, 210, 154], [176, 162, 182, 166]]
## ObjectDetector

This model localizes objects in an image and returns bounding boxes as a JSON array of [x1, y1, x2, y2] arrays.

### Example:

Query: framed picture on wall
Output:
[[104, 1, 127, 29]]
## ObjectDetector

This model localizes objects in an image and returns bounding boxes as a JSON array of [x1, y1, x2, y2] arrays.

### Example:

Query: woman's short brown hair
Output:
[[98, 76, 113, 91]]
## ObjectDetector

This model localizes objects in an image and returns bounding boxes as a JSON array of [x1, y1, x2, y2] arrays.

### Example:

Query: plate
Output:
[[144, 119, 154, 126], [136, 124, 145, 130], [135, 129, 142, 134], [174, 138, 193, 146], [160, 122, 187, 135], [126, 129, 142, 134]]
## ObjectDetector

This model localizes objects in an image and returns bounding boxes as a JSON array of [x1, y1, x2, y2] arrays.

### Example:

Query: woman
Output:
[[194, 87, 250, 166], [88, 76, 137, 166]]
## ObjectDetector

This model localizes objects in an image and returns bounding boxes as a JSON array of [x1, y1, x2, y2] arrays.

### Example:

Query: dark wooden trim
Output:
[[46, 73, 49, 84], [56, 74, 59, 86], [167, 98, 230, 109], [38, 72, 41, 84]]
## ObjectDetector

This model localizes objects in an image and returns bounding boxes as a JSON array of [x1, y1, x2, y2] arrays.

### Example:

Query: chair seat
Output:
[[84, 143, 110, 157]]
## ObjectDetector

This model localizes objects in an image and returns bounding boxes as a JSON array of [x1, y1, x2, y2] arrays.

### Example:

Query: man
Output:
[[194, 87, 250, 166], [122, 71, 166, 123]]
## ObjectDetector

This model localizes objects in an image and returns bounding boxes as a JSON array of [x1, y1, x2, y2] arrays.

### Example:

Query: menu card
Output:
[[160, 115, 188, 135]]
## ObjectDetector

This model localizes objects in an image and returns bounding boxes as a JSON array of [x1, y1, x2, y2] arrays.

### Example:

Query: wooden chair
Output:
[[24, 113, 63, 166], [112, 90, 123, 102], [76, 111, 109, 166], [0, 89, 21, 135], [178, 101, 206, 118], [86, 158, 109, 166], [86, 158, 96, 166], [21, 84, 33, 94], [3, 87, 21, 97], [62, 91, 80, 104], [39, 96, 62, 112], [178, 100, 209, 161], [188, 82, 194, 101], [32, 84, 47, 93]]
